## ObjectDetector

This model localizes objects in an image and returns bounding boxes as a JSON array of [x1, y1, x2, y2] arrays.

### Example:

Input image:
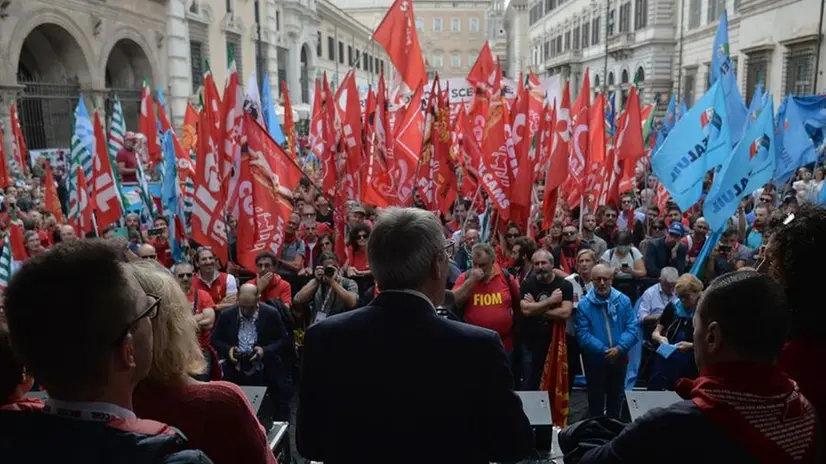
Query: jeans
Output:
[[584, 357, 627, 419], [521, 344, 548, 390]]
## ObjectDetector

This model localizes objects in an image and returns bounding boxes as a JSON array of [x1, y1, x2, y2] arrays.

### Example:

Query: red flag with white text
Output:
[[92, 110, 123, 228]]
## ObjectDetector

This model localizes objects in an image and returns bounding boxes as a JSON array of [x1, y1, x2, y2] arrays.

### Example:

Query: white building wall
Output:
[[677, 0, 826, 109]]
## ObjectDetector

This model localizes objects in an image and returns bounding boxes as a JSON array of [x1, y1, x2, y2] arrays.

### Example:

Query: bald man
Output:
[[575, 263, 638, 418], [137, 243, 158, 261], [58, 224, 77, 243], [211, 282, 292, 420]]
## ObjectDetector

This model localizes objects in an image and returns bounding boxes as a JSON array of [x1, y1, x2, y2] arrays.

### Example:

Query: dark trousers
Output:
[[584, 357, 627, 419], [521, 344, 549, 390]]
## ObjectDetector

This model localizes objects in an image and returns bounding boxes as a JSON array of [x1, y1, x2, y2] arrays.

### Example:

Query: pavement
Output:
[[283, 389, 591, 464]]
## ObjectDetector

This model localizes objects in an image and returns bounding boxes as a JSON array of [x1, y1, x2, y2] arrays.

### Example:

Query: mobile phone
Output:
[[147, 227, 163, 237], [621, 263, 630, 269]]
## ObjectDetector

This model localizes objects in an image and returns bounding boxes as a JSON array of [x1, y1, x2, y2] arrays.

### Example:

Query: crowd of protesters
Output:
[[0, 142, 824, 463]]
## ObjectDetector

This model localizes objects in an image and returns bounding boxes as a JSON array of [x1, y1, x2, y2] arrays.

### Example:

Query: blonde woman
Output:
[[648, 273, 704, 391], [128, 260, 276, 464]]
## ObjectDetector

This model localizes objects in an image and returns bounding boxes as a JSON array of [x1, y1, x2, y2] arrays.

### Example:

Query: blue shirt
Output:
[[637, 283, 674, 322]]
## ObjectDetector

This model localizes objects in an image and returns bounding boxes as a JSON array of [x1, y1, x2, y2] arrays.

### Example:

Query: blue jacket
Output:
[[575, 288, 639, 360]]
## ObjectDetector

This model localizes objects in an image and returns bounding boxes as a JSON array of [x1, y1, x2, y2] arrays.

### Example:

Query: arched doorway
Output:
[[105, 39, 153, 132], [300, 45, 310, 104], [16, 23, 88, 150]]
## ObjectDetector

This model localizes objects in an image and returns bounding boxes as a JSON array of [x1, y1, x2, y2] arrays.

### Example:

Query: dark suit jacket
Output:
[[296, 291, 534, 464], [644, 237, 687, 278], [211, 303, 289, 363]]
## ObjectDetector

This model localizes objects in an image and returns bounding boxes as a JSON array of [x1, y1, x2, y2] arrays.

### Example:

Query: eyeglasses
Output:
[[592, 276, 613, 283], [176, 273, 193, 278], [563, 231, 577, 236], [506, 233, 518, 238], [604, 213, 617, 218], [760, 197, 772, 203], [142, 254, 157, 260], [357, 234, 369, 239], [113, 294, 161, 345]]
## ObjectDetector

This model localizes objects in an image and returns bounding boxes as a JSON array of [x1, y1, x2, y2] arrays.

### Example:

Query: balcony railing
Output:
[[545, 49, 582, 68], [607, 32, 635, 57]]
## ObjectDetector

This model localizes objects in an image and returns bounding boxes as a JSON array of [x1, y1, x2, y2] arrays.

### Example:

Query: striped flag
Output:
[[135, 155, 156, 218], [0, 239, 12, 290], [68, 130, 93, 233], [106, 95, 131, 209], [73, 96, 95, 183]]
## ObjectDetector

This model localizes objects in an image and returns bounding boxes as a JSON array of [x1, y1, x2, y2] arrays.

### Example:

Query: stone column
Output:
[[0, 85, 19, 159], [288, 38, 302, 107], [167, 0, 192, 131]]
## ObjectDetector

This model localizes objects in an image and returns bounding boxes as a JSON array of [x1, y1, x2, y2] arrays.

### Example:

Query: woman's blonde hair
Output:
[[675, 273, 704, 296], [127, 260, 206, 383]]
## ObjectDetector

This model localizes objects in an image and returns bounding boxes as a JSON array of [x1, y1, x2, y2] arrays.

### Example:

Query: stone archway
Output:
[[105, 38, 153, 132], [16, 23, 90, 150], [300, 44, 312, 105]]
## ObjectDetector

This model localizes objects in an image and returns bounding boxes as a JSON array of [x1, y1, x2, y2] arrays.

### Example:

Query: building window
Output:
[[594, 74, 601, 88], [556, 35, 562, 53], [684, 68, 697, 106], [545, 0, 552, 13], [470, 17, 480, 32], [190, 40, 204, 89], [375, 57, 380, 73], [745, 50, 770, 102], [582, 22, 590, 48], [634, 0, 648, 29], [434, 17, 442, 32], [785, 41, 817, 96], [433, 53, 443, 67], [619, 2, 631, 33], [688, 0, 701, 29], [451, 17, 461, 32], [300, 46, 310, 104], [276, 10, 281, 31], [451, 53, 461, 67], [328, 36, 335, 60], [544, 40, 550, 60], [607, 9, 615, 36], [564, 31, 571, 51], [592, 17, 600, 44], [608, 72, 615, 87], [348, 45, 353, 65], [277, 46, 289, 95], [339, 41, 344, 64], [635, 66, 645, 83], [226, 0, 233, 13], [316, 31, 322, 57], [380, 60, 385, 73], [573, 26, 581, 50], [364, 52, 369, 71], [707, 0, 724, 23], [416, 19, 424, 31]]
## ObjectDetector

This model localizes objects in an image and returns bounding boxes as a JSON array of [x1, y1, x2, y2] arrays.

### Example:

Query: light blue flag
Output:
[[73, 96, 95, 181], [690, 229, 723, 277], [679, 100, 689, 121], [651, 95, 677, 157], [747, 82, 764, 123], [783, 94, 826, 162], [161, 130, 186, 263], [775, 95, 817, 184], [710, 9, 747, 146], [704, 99, 776, 232], [651, 81, 731, 211], [156, 89, 167, 112], [262, 73, 287, 145]]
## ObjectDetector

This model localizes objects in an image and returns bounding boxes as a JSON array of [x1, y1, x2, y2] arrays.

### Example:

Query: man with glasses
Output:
[[0, 240, 209, 463], [683, 217, 709, 267], [174, 262, 219, 381], [293, 251, 359, 327], [552, 224, 586, 278], [617, 193, 646, 245], [212, 283, 291, 421], [596, 206, 620, 248], [581, 213, 607, 259]]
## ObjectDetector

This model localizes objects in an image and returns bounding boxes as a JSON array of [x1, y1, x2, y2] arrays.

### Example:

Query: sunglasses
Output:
[[563, 231, 577, 236], [113, 294, 161, 345], [357, 234, 369, 239], [176, 273, 193, 278], [651, 226, 663, 231], [142, 255, 157, 260], [506, 233, 518, 238]]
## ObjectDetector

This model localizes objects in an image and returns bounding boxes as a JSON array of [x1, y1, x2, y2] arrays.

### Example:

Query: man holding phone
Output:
[[293, 251, 359, 327], [706, 227, 751, 280]]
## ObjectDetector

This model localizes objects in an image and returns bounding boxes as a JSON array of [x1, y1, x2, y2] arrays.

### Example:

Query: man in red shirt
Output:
[[452, 243, 520, 354], [192, 246, 238, 311], [249, 252, 292, 308], [148, 216, 174, 268], [174, 262, 219, 381], [116, 133, 139, 184], [299, 204, 334, 237]]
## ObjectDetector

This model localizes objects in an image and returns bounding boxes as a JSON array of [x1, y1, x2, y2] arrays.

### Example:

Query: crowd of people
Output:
[[0, 139, 824, 463]]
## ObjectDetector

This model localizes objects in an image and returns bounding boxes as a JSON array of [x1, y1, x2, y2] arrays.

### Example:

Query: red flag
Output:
[[139, 82, 161, 166], [308, 78, 326, 183], [434, 81, 458, 215], [334, 72, 364, 202], [566, 73, 591, 209], [92, 110, 123, 228], [391, 83, 426, 206], [43, 161, 63, 224], [321, 74, 339, 199], [457, 105, 481, 198], [9, 221, 27, 262], [280, 80, 297, 159], [0, 120, 9, 189], [74, 166, 95, 236], [543, 83, 571, 230], [9, 104, 28, 176], [467, 42, 500, 98], [221, 56, 244, 216], [364, 71, 396, 207], [372, 0, 426, 92], [191, 69, 229, 264], [182, 103, 199, 155], [479, 94, 512, 221], [580, 92, 606, 212], [617, 86, 645, 194], [540, 323, 570, 428], [237, 115, 304, 272]]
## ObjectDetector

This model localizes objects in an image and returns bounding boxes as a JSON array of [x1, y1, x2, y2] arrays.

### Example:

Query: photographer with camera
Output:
[[293, 251, 359, 327]]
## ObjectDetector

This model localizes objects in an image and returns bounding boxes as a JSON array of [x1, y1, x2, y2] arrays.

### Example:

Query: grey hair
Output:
[[368, 207, 446, 290], [660, 267, 679, 283], [471, 243, 495, 261]]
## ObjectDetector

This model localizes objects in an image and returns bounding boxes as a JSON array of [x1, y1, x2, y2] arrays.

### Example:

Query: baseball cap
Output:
[[350, 204, 366, 215], [667, 222, 685, 236]]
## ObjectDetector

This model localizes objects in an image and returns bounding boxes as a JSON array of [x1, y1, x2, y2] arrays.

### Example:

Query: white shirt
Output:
[[601, 247, 643, 277]]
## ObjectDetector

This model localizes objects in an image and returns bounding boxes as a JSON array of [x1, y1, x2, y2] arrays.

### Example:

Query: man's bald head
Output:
[[58, 224, 77, 243], [137, 243, 157, 260], [591, 263, 614, 298], [238, 283, 259, 303]]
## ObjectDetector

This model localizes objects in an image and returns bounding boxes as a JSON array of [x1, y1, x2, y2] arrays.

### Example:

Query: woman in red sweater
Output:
[[763, 204, 826, 421], [128, 260, 276, 464]]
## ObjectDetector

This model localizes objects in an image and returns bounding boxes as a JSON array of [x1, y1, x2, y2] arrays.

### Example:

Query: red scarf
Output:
[[559, 241, 580, 275], [676, 362, 819, 463]]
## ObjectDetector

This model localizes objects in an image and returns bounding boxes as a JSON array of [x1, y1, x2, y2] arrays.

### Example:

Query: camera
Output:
[[324, 265, 336, 277]]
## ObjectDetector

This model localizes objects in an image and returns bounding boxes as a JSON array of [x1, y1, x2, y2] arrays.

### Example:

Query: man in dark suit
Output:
[[297, 207, 534, 464], [212, 283, 291, 420]]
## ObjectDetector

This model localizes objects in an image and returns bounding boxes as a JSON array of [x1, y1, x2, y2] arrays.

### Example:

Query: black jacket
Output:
[[211, 302, 290, 362], [644, 237, 687, 278], [297, 291, 534, 464], [572, 400, 763, 463], [0, 407, 212, 464]]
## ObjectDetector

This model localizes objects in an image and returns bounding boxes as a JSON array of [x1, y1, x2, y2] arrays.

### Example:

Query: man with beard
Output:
[[617, 193, 645, 245], [519, 250, 574, 391], [508, 236, 536, 284], [595, 207, 619, 249], [580, 213, 607, 259], [553, 224, 587, 278], [741, 204, 770, 249], [645, 222, 688, 278], [192, 246, 238, 312]]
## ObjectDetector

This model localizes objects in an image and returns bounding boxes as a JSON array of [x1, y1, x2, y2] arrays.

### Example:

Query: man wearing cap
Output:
[[116, 132, 140, 184], [644, 221, 687, 278]]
